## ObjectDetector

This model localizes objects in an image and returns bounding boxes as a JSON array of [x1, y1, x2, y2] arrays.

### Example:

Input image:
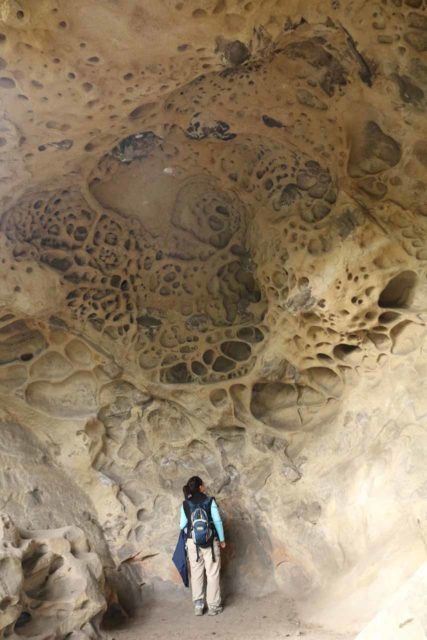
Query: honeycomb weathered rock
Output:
[[0, 0, 426, 636]]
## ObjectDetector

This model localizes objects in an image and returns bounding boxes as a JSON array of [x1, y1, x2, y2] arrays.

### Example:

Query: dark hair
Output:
[[183, 476, 203, 500]]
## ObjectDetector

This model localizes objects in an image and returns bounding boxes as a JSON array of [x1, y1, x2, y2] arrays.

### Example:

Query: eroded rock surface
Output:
[[0, 0, 426, 636], [0, 515, 105, 639]]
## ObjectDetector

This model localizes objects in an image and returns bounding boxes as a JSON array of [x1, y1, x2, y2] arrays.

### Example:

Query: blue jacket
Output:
[[172, 529, 189, 587]]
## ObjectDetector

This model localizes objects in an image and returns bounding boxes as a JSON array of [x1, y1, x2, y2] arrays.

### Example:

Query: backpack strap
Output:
[[199, 496, 218, 562], [183, 500, 192, 538], [183, 499, 191, 523]]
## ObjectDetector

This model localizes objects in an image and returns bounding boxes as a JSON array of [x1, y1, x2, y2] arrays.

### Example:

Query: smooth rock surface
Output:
[[355, 562, 427, 640]]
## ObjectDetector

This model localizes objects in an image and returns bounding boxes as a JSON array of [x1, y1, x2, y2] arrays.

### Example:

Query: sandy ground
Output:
[[111, 593, 354, 640]]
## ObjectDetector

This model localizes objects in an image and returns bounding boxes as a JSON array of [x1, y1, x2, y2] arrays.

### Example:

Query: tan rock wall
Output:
[[0, 0, 426, 636]]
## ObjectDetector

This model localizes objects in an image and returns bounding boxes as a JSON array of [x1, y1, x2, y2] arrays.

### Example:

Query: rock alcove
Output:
[[0, 1, 427, 638]]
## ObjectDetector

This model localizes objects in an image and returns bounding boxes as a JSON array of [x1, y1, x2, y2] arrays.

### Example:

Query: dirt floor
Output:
[[112, 592, 354, 640]]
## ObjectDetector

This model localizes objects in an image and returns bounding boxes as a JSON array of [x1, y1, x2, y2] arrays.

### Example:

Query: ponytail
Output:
[[182, 476, 203, 500], [182, 484, 190, 500]]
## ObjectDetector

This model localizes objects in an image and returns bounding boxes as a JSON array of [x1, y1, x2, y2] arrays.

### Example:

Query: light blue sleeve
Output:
[[180, 504, 188, 530], [211, 499, 225, 542]]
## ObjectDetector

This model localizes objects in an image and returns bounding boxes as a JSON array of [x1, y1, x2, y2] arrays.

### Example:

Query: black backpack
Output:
[[184, 496, 217, 562]]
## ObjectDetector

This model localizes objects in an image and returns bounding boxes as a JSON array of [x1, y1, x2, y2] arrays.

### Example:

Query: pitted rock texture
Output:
[[0, 0, 427, 637], [0, 515, 105, 640]]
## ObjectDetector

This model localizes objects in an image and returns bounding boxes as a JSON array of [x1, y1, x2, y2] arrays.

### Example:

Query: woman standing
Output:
[[180, 476, 226, 616]]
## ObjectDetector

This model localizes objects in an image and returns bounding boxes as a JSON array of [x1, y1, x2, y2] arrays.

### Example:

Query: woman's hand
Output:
[[220, 541, 226, 549]]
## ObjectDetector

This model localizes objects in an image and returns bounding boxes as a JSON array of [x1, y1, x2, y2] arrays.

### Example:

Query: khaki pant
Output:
[[187, 538, 221, 607]]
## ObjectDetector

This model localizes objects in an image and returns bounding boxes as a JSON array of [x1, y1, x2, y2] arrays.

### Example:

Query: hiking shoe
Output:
[[194, 599, 204, 616], [208, 605, 223, 616]]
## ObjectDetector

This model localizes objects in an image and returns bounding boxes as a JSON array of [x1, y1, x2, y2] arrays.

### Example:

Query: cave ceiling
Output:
[[0, 0, 427, 636]]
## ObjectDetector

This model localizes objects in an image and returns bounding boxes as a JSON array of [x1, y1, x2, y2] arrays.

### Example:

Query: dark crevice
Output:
[[337, 21, 375, 87]]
